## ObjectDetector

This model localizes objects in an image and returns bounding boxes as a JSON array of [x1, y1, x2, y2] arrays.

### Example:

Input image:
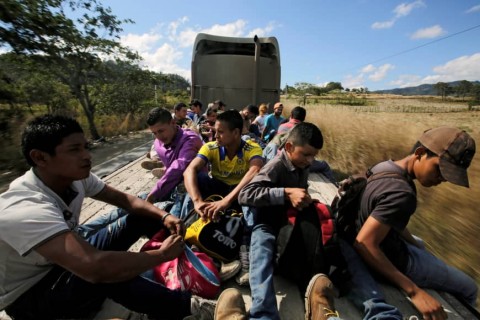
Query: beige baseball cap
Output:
[[419, 127, 476, 187]]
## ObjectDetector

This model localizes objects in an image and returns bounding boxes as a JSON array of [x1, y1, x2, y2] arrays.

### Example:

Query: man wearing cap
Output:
[[354, 126, 477, 320], [261, 102, 285, 142], [188, 99, 204, 126]]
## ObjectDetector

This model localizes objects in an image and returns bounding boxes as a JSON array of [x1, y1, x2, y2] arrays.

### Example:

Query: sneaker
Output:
[[235, 269, 249, 286], [141, 159, 164, 170], [214, 288, 247, 320], [187, 295, 216, 320], [219, 260, 242, 281], [305, 273, 339, 320], [235, 244, 249, 286], [151, 167, 166, 179]]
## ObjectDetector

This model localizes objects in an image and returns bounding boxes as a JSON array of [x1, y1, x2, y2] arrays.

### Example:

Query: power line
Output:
[[363, 23, 480, 67]]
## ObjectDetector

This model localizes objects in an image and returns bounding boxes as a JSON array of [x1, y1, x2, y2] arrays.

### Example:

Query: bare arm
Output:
[[202, 157, 264, 221], [354, 216, 446, 319], [93, 184, 184, 236], [35, 230, 184, 283], [183, 156, 208, 213]]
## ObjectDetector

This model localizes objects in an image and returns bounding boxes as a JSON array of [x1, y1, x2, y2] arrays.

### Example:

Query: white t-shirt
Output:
[[254, 114, 268, 133], [0, 169, 105, 309]]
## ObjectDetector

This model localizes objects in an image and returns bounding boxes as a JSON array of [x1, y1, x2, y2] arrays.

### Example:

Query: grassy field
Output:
[[283, 95, 480, 304]]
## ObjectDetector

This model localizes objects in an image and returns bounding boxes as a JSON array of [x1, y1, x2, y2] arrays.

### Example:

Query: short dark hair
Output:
[[287, 122, 323, 149], [217, 109, 243, 132], [245, 104, 259, 116], [290, 106, 306, 122], [147, 107, 173, 126], [21, 114, 84, 166], [174, 102, 187, 112]]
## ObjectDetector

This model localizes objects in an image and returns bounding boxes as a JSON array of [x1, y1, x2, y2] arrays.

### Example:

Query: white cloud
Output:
[[466, 4, 480, 13], [369, 64, 395, 81], [119, 18, 277, 81], [361, 64, 376, 73], [247, 21, 279, 38], [390, 52, 480, 87], [389, 74, 423, 87], [394, 0, 425, 18], [411, 25, 445, 39], [168, 16, 189, 41], [371, 20, 395, 30], [177, 20, 249, 48], [120, 33, 161, 52], [430, 53, 480, 81], [343, 74, 365, 89], [372, 1, 425, 30]]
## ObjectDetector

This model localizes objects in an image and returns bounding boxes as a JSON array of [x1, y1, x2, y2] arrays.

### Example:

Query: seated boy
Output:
[[239, 123, 402, 320]]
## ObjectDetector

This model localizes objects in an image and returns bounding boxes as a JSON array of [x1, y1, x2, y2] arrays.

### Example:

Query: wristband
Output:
[[161, 213, 172, 222]]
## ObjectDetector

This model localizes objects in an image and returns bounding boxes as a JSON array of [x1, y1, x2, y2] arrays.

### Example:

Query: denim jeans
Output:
[[339, 239, 402, 320], [404, 241, 478, 306], [249, 223, 280, 320], [248, 218, 403, 320], [6, 211, 192, 320]]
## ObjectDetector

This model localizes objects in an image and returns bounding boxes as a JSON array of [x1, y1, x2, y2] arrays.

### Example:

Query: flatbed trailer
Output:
[[2, 155, 477, 319]]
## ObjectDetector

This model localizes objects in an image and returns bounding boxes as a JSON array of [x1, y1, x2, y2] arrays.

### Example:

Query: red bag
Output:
[[141, 230, 221, 299]]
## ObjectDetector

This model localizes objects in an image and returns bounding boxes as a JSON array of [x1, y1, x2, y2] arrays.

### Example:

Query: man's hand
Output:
[[163, 214, 185, 236], [285, 188, 312, 210], [410, 288, 448, 320], [156, 234, 185, 261], [202, 199, 230, 222]]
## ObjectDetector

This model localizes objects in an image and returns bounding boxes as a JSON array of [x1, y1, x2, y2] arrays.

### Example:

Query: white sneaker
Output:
[[185, 295, 216, 320], [219, 260, 242, 281], [235, 269, 249, 286]]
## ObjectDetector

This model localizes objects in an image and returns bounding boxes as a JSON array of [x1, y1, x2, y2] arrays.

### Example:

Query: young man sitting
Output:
[[0, 114, 239, 320], [354, 126, 477, 320]]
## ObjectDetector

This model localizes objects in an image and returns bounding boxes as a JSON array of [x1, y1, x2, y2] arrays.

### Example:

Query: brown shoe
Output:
[[141, 159, 164, 170], [214, 288, 247, 320], [305, 274, 339, 320], [151, 167, 166, 179]]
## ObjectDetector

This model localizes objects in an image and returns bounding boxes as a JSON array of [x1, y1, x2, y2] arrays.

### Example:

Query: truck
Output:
[[191, 33, 281, 109]]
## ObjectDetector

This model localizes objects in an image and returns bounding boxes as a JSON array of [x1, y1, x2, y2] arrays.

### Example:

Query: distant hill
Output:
[[374, 80, 480, 96]]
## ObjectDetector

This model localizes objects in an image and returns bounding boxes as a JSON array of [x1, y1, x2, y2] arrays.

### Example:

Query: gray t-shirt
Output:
[[356, 160, 417, 271]]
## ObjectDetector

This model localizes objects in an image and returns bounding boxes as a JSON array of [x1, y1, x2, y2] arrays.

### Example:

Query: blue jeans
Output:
[[6, 211, 192, 320], [404, 241, 478, 305], [248, 218, 402, 320], [339, 239, 402, 320], [249, 223, 280, 320]]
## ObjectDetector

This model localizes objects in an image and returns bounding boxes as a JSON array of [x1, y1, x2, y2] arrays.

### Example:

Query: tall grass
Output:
[[283, 98, 480, 304]]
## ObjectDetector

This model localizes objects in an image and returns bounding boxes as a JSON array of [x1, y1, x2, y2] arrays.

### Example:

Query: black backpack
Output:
[[331, 170, 409, 245]]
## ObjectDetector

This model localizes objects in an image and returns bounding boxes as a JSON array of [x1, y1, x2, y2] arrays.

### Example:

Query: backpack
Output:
[[331, 169, 409, 245]]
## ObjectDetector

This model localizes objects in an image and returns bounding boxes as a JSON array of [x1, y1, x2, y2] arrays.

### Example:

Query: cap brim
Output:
[[439, 158, 469, 188]]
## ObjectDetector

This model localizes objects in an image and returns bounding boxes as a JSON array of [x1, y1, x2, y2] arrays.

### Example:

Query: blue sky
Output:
[[102, 1, 479, 90]]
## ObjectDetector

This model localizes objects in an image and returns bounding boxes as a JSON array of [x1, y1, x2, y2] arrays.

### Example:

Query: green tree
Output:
[[455, 80, 473, 101], [0, 0, 137, 140], [325, 81, 343, 92], [434, 82, 451, 101]]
